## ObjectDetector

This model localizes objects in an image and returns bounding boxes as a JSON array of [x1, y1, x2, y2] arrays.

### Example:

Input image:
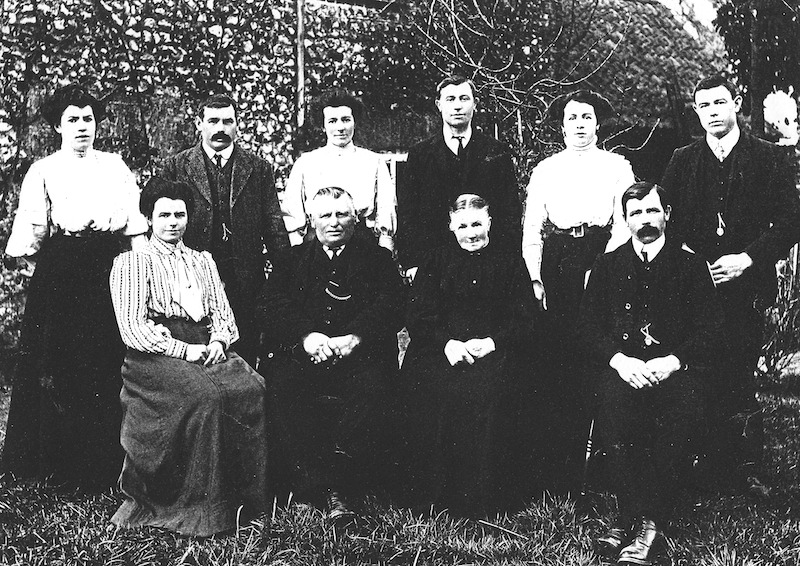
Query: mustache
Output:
[[636, 225, 660, 239], [211, 133, 232, 142]]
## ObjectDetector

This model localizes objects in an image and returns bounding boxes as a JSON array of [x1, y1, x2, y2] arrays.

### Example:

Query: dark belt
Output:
[[551, 223, 609, 238]]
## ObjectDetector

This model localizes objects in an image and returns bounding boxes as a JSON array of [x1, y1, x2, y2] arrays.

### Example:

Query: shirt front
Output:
[[110, 236, 239, 359], [705, 124, 741, 162], [631, 234, 666, 263], [442, 124, 473, 156], [202, 142, 234, 168]]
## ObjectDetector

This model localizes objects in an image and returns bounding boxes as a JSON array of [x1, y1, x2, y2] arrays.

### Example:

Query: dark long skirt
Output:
[[1, 233, 125, 490], [112, 319, 268, 537], [538, 229, 610, 494]]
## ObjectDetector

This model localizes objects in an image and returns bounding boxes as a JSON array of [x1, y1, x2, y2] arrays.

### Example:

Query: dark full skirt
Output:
[[111, 319, 268, 537], [1, 233, 126, 489]]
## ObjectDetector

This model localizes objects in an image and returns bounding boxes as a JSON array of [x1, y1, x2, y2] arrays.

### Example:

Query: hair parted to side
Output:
[[307, 186, 357, 217], [692, 74, 739, 101], [42, 84, 106, 128], [316, 89, 365, 122], [621, 181, 669, 217], [436, 74, 477, 99], [449, 193, 490, 215], [198, 93, 237, 119], [140, 177, 196, 220]]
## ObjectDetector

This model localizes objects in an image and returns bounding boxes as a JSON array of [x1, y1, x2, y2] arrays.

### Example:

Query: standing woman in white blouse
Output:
[[522, 90, 635, 494], [282, 90, 396, 251], [2, 84, 149, 489]]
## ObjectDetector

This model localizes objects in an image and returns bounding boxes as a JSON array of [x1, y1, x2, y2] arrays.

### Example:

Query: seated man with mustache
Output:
[[159, 93, 289, 366], [578, 182, 724, 566]]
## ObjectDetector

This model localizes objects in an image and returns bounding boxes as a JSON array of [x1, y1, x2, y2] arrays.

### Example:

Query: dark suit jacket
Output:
[[661, 133, 800, 304], [159, 143, 289, 311], [578, 238, 724, 373], [396, 130, 520, 267], [257, 232, 404, 375]]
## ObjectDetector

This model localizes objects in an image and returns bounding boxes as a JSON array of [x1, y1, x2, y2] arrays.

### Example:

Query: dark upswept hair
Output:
[[545, 89, 616, 125], [621, 181, 669, 217], [316, 89, 364, 122], [197, 93, 238, 119], [436, 74, 478, 99], [42, 84, 106, 128], [449, 193, 490, 215], [139, 177, 195, 221], [692, 74, 739, 102]]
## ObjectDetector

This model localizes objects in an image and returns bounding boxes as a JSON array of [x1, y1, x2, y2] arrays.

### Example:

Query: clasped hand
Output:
[[609, 353, 681, 390], [185, 340, 226, 366], [444, 337, 496, 366], [303, 332, 361, 365], [709, 252, 752, 285]]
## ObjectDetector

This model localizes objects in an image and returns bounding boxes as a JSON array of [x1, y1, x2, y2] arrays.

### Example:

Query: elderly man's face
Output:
[[310, 194, 356, 248], [693, 85, 741, 139], [196, 105, 238, 152], [625, 189, 670, 245]]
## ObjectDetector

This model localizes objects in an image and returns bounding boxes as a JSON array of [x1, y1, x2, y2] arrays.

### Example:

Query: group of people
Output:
[[1, 71, 798, 565]]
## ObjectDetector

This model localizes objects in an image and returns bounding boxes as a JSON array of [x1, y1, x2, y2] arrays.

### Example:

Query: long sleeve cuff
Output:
[[165, 339, 188, 360]]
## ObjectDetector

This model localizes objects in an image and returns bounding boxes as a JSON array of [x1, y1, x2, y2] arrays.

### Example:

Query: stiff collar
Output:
[[323, 243, 346, 258], [201, 141, 234, 163], [631, 234, 666, 262], [57, 146, 97, 160], [324, 141, 357, 156], [706, 124, 741, 157], [442, 124, 473, 155], [149, 235, 189, 255]]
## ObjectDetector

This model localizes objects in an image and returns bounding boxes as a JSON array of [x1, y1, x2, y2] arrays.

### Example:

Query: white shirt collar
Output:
[[706, 124, 740, 159], [443, 124, 473, 156], [202, 141, 234, 165], [324, 141, 357, 156], [323, 244, 346, 258], [631, 234, 666, 262]]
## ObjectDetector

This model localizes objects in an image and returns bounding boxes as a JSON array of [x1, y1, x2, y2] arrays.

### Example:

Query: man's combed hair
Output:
[[621, 181, 668, 217], [198, 93, 237, 119], [449, 193, 490, 214], [308, 186, 356, 216], [42, 84, 106, 128], [140, 177, 195, 220], [693, 74, 739, 101], [436, 74, 477, 99], [316, 90, 364, 122]]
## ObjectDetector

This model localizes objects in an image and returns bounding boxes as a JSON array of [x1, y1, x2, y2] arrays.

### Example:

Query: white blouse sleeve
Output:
[[115, 157, 149, 236], [605, 156, 637, 253], [282, 155, 309, 246], [522, 164, 550, 282], [5, 162, 50, 257]]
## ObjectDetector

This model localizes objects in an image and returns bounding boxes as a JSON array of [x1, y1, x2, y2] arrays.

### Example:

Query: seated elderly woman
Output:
[[400, 194, 538, 516], [109, 178, 268, 537]]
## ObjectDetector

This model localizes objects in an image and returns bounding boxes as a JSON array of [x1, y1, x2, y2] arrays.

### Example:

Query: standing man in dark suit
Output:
[[257, 186, 404, 525], [160, 94, 289, 366], [661, 75, 800, 490], [396, 74, 521, 279], [579, 182, 723, 565]]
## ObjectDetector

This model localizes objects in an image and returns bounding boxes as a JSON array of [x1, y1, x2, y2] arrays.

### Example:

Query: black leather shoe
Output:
[[617, 518, 661, 565], [596, 526, 629, 558], [326, 489, 357, 527]]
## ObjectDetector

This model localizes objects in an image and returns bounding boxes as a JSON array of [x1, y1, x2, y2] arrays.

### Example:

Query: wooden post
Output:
[[296, 0, 306, 129]]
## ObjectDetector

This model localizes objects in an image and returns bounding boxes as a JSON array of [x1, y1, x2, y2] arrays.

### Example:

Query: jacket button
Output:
[[325, 320, 331, 325], [625, 302, 631, 310], [267, 352, 274, 359], [472, 280, 477, 284], [622, 333, 629, 340], [326, 306, 332, 311]]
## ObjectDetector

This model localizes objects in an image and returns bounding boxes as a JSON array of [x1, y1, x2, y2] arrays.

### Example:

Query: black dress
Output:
[[400, 241, 538, 515]]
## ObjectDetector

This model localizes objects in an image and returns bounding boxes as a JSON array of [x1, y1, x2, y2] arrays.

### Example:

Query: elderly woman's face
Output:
[[449, 207, 491, 252], [323, 106, 355, 148], [562, 100, 598, 150], [56, 105, 96, 154], [150, 197, 188, 244]]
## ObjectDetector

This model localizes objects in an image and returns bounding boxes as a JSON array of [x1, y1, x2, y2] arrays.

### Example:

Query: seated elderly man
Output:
[[257, 186, 404, 524], [578, 182, 723, 565]]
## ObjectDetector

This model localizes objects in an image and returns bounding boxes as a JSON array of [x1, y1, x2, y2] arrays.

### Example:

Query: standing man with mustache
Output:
[[160, 93, 289, 366], [661, 75, 800, 493], [396, 74, 521, 281], [579, 182, 723, 565]]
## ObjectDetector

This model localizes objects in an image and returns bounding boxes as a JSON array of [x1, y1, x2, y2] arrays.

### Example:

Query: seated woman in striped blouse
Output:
[[109, 177, 268, 537]]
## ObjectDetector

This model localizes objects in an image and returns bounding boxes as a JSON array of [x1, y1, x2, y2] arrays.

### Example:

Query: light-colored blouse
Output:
[[522, 146, 635, 281], [282, 144, 396, 249], [110, 237, 239, 359], [5, 148, 149, 257]]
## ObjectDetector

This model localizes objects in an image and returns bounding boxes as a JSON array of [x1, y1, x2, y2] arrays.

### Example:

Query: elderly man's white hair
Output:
[[306, 186, 357, 218]]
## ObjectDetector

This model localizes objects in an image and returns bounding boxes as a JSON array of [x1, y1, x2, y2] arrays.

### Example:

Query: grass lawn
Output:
[[1, 374, 800, 564]]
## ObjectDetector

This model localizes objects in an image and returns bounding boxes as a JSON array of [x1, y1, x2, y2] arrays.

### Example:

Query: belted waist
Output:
[[551, 223, 610, 238]]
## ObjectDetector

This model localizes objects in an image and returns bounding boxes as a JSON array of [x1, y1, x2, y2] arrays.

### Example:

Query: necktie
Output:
[[453, 136, 465, 158], [214, 153, 223, 169], [713, 142, 725, 162], [642, 250, 648, 264], [173, 247, 205, 322]]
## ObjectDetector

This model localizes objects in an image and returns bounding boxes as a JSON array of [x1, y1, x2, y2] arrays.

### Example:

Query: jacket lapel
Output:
[[231, 145, 254, 207], [187, 144, 213, 206]]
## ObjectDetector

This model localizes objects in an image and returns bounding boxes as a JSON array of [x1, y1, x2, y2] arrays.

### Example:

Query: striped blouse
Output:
[[110, 236, 239, 359]]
